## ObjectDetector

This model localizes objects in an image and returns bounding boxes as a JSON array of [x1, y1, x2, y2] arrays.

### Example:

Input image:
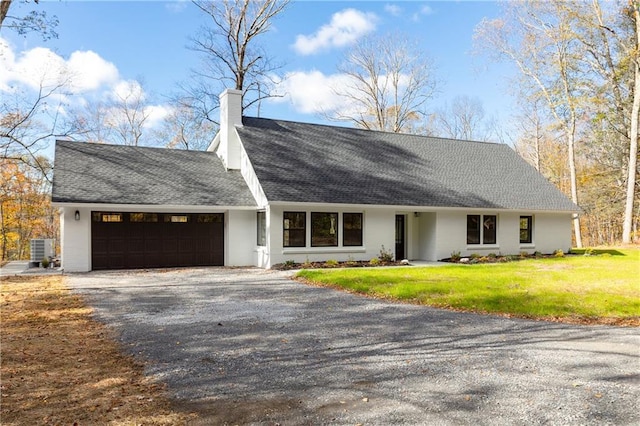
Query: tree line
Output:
[[1, 0, 638, 260]]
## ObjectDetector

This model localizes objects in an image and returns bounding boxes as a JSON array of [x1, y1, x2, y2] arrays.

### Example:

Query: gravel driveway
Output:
[[66, 268, 639, 425]]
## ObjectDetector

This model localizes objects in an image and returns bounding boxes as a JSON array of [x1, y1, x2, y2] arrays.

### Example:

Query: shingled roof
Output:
[[237, 117, 579, 212], [52, 140, 256, 206]]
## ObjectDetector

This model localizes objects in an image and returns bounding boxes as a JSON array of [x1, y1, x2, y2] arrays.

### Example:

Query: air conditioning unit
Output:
[[30, 239, 55, 262]]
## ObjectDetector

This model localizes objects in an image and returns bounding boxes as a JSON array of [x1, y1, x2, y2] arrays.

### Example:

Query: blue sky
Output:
[[1, 0, 515, 154]]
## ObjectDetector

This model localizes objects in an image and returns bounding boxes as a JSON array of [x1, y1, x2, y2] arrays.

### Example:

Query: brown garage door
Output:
[[91, 212, 224, 270]]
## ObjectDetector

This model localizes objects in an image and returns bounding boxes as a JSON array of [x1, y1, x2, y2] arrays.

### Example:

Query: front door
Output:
[[395, 214, 406, 261]]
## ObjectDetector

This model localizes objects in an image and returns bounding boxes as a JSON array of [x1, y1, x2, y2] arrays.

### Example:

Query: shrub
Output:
[[41, 257, 50, 268], [378, 245, 394, 263], [583, 248, 594, 256], [283, 260, 297, 269], [369, 257, 381, 266], [469, 253, 481, 260], [325, 259, 339, 267], [487, 253, 497, 259], [533, 251, 543, 257], [450, 251, 461, 262], [553, 249, 565, 257], [519, 251, 530, 258]]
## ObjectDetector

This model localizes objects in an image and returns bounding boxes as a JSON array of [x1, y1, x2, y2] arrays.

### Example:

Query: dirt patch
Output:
[[0, 275, 196, 425]]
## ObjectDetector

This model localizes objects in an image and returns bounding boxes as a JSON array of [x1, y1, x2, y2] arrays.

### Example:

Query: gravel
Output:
[[66, 267, 640, 425]]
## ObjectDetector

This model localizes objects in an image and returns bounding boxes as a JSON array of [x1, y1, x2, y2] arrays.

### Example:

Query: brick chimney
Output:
[[217, 89, 243, 170]]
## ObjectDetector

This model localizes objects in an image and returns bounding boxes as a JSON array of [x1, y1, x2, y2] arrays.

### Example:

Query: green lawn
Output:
[[296, 248, 640, 324]]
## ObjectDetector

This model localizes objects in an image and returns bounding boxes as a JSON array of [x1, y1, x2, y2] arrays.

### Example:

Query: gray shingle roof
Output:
[[237, 117, 579, 211], [52, 140, 256, 206]]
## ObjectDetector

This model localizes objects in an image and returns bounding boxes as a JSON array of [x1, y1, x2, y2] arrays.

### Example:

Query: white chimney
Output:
[[217, 89, 243, 170]]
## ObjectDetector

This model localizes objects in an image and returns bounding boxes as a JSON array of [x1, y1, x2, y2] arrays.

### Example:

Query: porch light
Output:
[[74, 210, 80, 221]]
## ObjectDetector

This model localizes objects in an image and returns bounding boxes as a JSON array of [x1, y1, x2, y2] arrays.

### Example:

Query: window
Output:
[[311, 212, 338, 247], [467, 215, 480, 244], [165, 215, 189, 223], [343, 213, 363, 246], [130, 213, 158, 222], [197, 214, 223, 223], [467, 214, 497, 245], [483, 215, 497, 244], [520, 216, 533, 244], [283, 212, 305, 247], [257, 211, 266, 246], [92, 212, 123, 223]]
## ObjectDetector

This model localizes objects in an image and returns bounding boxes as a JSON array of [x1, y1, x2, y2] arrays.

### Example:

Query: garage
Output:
[[91, 212, 224, 270]]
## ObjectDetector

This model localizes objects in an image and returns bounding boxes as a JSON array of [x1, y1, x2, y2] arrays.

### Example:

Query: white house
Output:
[[52, 89, 579, 272]]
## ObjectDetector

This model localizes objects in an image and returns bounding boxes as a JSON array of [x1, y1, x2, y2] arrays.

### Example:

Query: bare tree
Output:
[[189, 0, 290, 115], [1, 77, 77, 180], [475, 1, 587, 247], [327, 34, 438, 133], [71, 81, 154, 146], [431, 95, 494, 141], [0, 0, 59, 40], [155, 98, 216, 151]]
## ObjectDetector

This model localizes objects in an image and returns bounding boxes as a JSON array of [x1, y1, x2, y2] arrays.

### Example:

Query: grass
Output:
[[0, 275, 195, 425], [297, 248, 640, 326]]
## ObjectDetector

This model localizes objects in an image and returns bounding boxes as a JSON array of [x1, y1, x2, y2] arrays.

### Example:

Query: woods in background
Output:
[[1, 0, 638, 260]]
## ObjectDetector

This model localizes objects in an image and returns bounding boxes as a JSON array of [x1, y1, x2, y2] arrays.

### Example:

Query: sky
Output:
[[1, 0, 516, 158]]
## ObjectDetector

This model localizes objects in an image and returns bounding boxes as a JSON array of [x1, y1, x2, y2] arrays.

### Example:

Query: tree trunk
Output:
[[622, 4, 640, 244], [567, 119, 583, 248], [0, 0, 12, 27]]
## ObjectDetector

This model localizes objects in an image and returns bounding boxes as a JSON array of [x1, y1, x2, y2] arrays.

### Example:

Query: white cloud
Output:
[[292, 9, 377, 55], [384, 4, 402, 17], [165, 0, 188, 13], [112, 79, 146, 102], [67, 50, 119, 92], [412, 4, 435, 22], [0, 37, 119, 93], [272, 70, 351, 114], [144, 105, 172, 129]]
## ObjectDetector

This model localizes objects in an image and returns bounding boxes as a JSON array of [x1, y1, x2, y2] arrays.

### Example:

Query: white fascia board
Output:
[[266, 201, 577, 214], [51, 202, 257, 212], [207, 132, 221, 152], [236, 128, 269, 209]]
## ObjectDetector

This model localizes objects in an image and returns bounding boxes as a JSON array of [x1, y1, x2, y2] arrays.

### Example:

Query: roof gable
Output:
[[236, 117, 579, 212], [52, 140, 256, 207]]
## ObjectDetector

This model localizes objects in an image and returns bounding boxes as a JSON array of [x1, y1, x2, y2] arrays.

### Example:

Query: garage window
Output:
[[92, 212, 122, 222], [130, 213, 158, 222], [166, 215, 189, 223]]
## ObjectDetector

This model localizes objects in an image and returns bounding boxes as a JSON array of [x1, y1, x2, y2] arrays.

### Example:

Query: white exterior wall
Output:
[[432, 210, 574, 260], [531, 213, 573, 254], [265, 205, 396, 267], [226, 210, 256, 266], [59, 207, 91, 272], [416, 212, 437, 261]]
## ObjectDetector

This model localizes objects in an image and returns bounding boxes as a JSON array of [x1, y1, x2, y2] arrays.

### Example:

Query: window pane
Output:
[[102, 213, 122, 223], [198, 214, 223, 223], [257, 211, 266, 246], [130, 213, 158, 222], [467, 215, 480, 244], [165, 215, 189, 223], [483, 215, 497, 244], [343, 213, 363, 246], [283, 212, 305, 247], [520, 216, 532, 244], [311, 212, 338, 247]]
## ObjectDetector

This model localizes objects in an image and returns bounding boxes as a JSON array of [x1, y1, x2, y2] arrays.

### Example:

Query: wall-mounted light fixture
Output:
[[74, 210, 80, 221], [414, 212, 421, 218]]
